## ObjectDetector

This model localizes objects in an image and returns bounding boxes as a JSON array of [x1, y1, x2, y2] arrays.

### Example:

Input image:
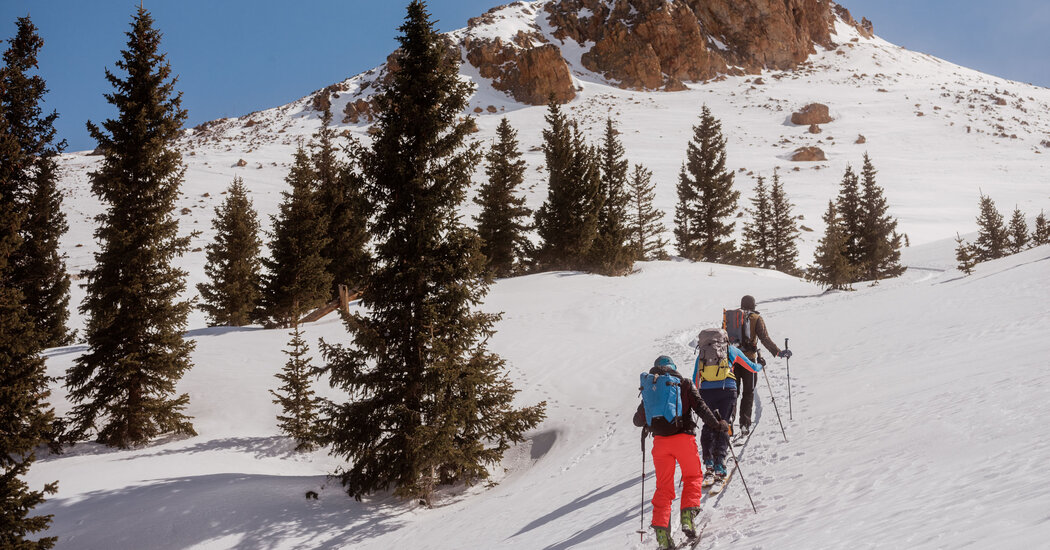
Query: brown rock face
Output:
[[541, 0, 865, 90], [342, 99, 374, 124], [791, 147, 826, 162], [791, 103, 833, 125], [465, 36, 576, 105]]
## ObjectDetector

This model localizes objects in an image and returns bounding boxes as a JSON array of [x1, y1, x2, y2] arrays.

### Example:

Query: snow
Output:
[[24, 1, 1050, 548]]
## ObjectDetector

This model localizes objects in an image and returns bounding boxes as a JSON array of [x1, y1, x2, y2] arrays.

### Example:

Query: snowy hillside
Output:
[[31, 0, 1050, 548]]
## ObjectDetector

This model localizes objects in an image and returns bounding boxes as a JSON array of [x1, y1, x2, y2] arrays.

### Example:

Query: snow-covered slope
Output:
[[33, 243, 1050, 548], [32, 1, 1050, 548]]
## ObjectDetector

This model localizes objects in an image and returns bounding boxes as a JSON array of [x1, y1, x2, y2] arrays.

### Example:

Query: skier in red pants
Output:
[[634, 356, 730, 549]]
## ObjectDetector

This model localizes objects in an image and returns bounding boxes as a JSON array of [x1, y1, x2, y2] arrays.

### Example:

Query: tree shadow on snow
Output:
[[115, 436, 299, 461], [508, 474, 649, 547], [39, 473, 405, 550], [184, 325, 266, 338]]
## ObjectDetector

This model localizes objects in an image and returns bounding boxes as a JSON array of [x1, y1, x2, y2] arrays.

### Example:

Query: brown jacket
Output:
[[741, 312, 781, 360]]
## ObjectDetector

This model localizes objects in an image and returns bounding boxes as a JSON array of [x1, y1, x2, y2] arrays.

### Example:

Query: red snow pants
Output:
[[650, 433, 703, 528]]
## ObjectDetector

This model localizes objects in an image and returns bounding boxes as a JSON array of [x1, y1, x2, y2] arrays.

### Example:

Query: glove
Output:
[[718, 420, 731, 434], [757, 355, 767, 367], [778, 350, 792, 359]]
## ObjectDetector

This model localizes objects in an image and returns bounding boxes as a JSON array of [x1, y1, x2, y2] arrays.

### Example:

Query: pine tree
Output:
[[270, 322, 319, 452], [835, 165, 864, 266], [321, 1, 545, 504], [768, 170, 801, 275], [1007, 206, 1028, 254], [260, 145, 332, 327], [674, 105, 738, 262], [474, 117, 531, 277], [2, 16, 71, 348], [955, 233, 976, 274], [857, 154, 904, 281], [741, 175, 773, 268], [0, 62, 58, 547], [808, 201, 854, 290], [626, 164, 668, 261], [588, 117, 633, 275], [972, 193, 1010, 262], [197, 177, 262, 326], [314, 107, 370, 297], [65, 7, 196, 448], [534, 98, 600, 271], [1033, 210, 1050, 246]]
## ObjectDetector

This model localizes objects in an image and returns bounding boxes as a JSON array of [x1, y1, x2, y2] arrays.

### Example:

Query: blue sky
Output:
[[2, 0, 1047, 152]]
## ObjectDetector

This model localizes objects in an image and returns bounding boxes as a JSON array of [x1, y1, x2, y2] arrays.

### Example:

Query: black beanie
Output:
[[741, 295, 756, 310]]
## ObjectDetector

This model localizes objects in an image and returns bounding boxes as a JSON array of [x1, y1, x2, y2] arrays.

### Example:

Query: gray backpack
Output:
[[696, 328, 729, 367]]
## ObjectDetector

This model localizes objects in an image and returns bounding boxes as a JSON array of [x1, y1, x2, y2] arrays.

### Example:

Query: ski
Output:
[[674, 518, 709, 549], [707, 474, 728, 495]]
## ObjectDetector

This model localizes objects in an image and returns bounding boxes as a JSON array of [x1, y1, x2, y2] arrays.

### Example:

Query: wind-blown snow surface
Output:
[[30, 241, 1050, 549], [30, 2, 1050, 548]]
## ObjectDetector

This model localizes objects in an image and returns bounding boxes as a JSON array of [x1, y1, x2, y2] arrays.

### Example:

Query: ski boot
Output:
[[713, 462, 728, 482], [652, 525, 676, 549], [702, 458, 715, 487], [680, 507, 701, 540]]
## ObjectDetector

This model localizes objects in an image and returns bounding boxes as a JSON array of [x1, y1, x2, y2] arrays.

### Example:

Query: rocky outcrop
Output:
[[539, 0, 870, 91], [463, 27, 575, 105], [791, 146, 826, 161], [792, 103, 833, 125], [342, 99, 375, 124]]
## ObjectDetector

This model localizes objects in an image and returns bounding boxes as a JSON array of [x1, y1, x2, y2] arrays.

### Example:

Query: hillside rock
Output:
[[464, 34, 576, 105], [792, 103, 833, 125], [539, 0, 868, 90], [791, 146, 826, 161]]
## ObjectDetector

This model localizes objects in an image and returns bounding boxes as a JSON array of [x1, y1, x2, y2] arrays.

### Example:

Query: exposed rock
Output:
[[791, 103, 832, 125], [753, 77, 765, 85], [486, 105, 498, 113], [833, 4, 875, 38], [342, 99, 374, 124], [235, 159, 248, 167], [474, 106, 484, 113], [856, 134, 866, 144], [791, 146, 826, 161], [464, 35, 576, 105], [808, 124, 822, 134]]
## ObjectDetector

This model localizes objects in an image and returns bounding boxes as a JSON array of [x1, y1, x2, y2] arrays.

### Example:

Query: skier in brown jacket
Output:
[[724, 295, 792, 436]]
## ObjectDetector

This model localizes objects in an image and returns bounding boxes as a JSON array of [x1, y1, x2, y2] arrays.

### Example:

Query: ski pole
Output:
[[762, 368, 789, 442], [785, 337, 792, 421], [725, 423, 759, 514], [638, 428, 647, 541]]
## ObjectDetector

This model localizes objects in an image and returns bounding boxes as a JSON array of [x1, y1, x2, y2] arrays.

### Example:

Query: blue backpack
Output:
[[640, 372, 683, 432]]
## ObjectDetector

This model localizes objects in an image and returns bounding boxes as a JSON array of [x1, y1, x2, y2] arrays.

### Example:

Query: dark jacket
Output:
[[742, 311, 781, 359], [633, 365, 720, 437]]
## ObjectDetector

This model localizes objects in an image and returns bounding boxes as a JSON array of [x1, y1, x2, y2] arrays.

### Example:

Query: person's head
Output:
[[741, 295, 756, 310], [653, 355, 676, 370]]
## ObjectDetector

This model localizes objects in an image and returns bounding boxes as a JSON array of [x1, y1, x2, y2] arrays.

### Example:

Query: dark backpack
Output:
[[723, 308, 755, 350], [639, 372, 683, 436]]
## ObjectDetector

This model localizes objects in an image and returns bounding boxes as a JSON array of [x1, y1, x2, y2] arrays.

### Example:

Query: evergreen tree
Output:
[[741, 175, 772, 268], [674, 105, 738, 262], [65, 7, 196, 448], [473, 117, 531, 277], [313, 107, 370, 297], [1007, 206, 1028, 253], [955, 233, 976, 275], [588, 117, 633, 275], [1034, 210, 1050, 246], [972, 193, 1010, 262], [534, 98, 600, 271], [835, 165, 864, 266], [270, 322, 319, 452], [807, 201, 854, 290], [197, 177, 262, 326], [2, 16, 71, 348], [626, 164, 668, 261], [0, 68, 58, 547], [857, 154, 904, 281], [768, 170, 801, 275], [260, 145, 332, 327], [320, 1, 545, 504]]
